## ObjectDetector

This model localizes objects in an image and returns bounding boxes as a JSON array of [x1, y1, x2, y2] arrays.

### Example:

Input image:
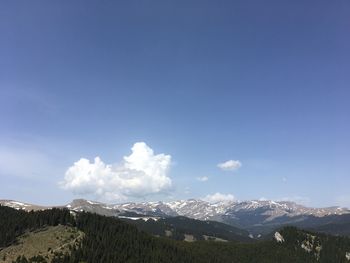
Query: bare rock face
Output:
[[66, 199, 121, 217]]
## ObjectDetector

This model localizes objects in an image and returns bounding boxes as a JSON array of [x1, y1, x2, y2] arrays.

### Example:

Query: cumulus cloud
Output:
[[203, 192, 235, 203], [196, 176, 209, 182], [60, 142, 172, 201], [217, 160, 242, 171]]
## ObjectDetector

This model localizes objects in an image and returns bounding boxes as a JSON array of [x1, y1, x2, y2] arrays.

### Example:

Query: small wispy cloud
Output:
[[203, 192, 235, 203], [196, 176, 209, 182], [217, 160, 242, 171]]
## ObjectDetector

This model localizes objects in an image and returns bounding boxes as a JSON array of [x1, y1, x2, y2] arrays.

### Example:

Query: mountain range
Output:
[[1, 198, 349, 237]]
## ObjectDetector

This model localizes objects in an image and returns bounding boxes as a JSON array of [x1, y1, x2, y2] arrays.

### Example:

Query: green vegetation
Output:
[[1, 205, 350, 263], [123, 216, 252, 242], [0, 206, 74, 248], [0, 225, 82, 263]]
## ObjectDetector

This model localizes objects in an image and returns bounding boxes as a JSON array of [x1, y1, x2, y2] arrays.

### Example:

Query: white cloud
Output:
[[60, 142, 172, 201], [203, 192, 235, 203], [217, 160, 241, 171], [196, 176, 209, 182]]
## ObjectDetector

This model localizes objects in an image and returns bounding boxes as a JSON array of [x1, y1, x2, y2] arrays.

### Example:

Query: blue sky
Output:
[[1, 0, 349, 207]]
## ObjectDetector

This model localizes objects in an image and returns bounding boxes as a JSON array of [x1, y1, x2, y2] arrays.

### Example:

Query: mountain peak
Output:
[[2, 198, 349, 234]]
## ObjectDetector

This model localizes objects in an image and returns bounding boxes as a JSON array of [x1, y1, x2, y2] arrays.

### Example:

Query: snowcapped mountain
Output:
[[0, 200, 48, 211], [1, 198, 349, 235], [2, 198, 348, 219], [95, 199, 350, 235], [65, 199, 121, 217], [112, 199, 349, 221]]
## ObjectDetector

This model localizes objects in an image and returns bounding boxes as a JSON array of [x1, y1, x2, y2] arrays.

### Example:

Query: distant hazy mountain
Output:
[[1, 198, 349, 236]]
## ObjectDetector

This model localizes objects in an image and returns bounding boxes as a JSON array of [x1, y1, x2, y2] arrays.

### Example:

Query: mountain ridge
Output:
[[1, 198, 349, 237], [2, 198, 348, 217]]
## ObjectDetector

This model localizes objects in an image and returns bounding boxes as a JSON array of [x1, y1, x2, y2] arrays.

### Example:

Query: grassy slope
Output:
[[0, 225, 83, 263]]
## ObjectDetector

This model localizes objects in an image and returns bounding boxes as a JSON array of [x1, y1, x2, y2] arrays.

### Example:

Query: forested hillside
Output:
[[122, 215, 252, 242], [1, 206, 350, 263]]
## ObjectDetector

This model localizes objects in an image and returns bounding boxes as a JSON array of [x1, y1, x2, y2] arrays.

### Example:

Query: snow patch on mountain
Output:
[[1, 198, 349, 229], [346, 252, 350, 261], [274, 232, 284, 243]]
